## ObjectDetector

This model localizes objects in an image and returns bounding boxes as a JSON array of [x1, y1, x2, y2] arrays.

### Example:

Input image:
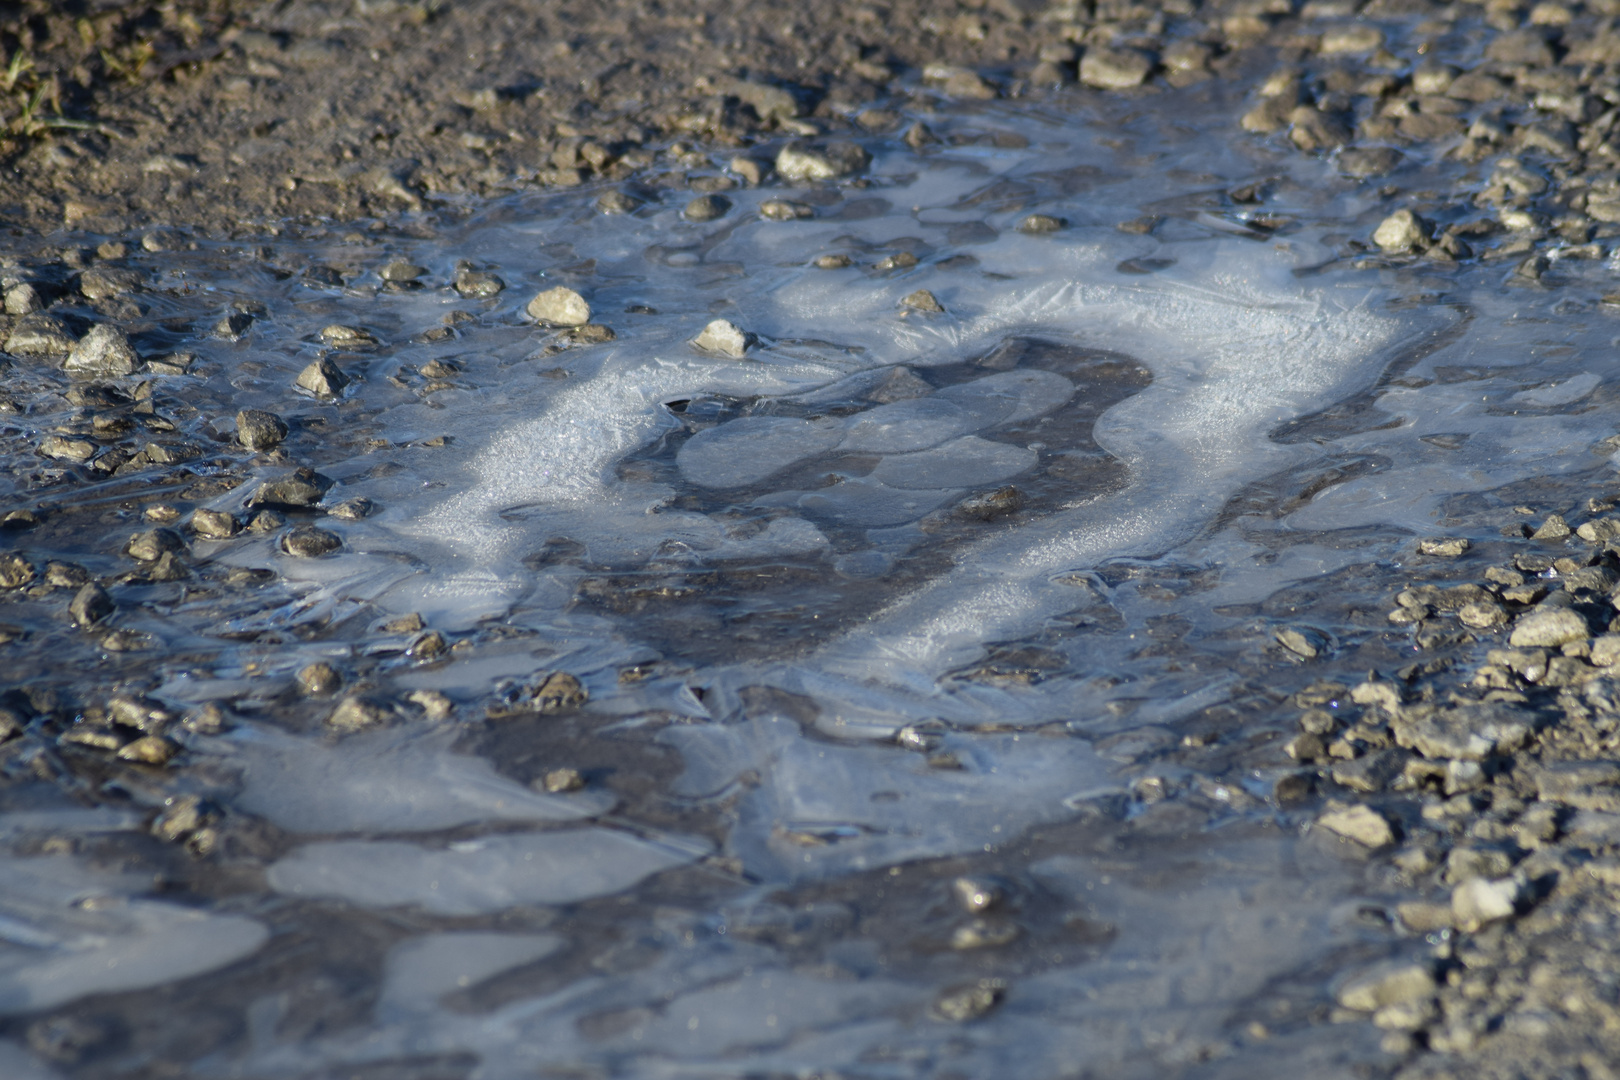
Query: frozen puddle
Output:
[[6, 90, 1620, 1077]]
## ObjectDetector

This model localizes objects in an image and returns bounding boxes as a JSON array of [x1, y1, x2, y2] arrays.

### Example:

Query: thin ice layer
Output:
[[677, 415, 845, 488], [267, 829, 701, 915], [0, 856, 267, 1015], [224, 725, 612, 834], [870, 435, 1037, 490]]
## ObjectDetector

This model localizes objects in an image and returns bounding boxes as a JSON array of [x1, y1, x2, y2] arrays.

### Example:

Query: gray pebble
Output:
[[64, 325, 138, 378], [327, 696, 389, 733], [876, 252, 919, 271], [684, 194, 732, 221], [901, 289, 943, 313], [453, 269, 504, 297], [248, 470, 329, 509], [3, 282, 44, 315], [958, 486, 1024, 520], [0, 554, 34, 589], [281, 525, 341, 557], [69, 582, 113, 628], [213, 311, 254, 339], [596, 191, 643, 214], [526, 286, 591, 326], [326, 496, 373, 520], [380, 260, 428, 282], [691, 318, 753, 358], [78, 267, 142, 301], [296, 661, 341, 696], [190, 509, 239, 539], [1079, 47, 1154, 89], [246, 509, 286, 533], [760, 199, 814, 221], [236, 409, 289, 450], [775, 141, 871, 182], [813, 253, 852, 269], [1017, 214, 1066, 234], [39, 436, 96, 463], [124, 528, 184, 562], [295, 357, 350, 397], [932, 982, 1004, 1022], [319, 324, 378, 348]]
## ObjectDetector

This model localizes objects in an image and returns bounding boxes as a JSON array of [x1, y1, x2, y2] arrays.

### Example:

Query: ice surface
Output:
[[677, 415, 845, 488], [378, 932, 562, 1017], [0, 856, 266, 1014], [224, 724, 612, 833], [837, 397, 980, 453], [267, 829, 702, 915], [870, 435, 1037, 490]]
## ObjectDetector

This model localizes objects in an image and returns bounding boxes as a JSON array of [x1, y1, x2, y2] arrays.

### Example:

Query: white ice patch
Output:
[[677, 415, 845, 488], [378, 931, 562, 1018], [267, 829, 701, 915], [1510, 371, 1601, 407], [0, 856, 266, 1015], [223, 724, 612, 834]]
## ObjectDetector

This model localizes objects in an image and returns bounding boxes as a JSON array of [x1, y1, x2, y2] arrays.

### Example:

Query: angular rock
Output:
[[1017, 214, 1066, 234], [295, 357, 349, 397], [213, 311, 253, 339], [1373, 209, 1430, 253], [319, 325, 378, 348], [1392, 702, 1531, 761], [327, 696, 390, 733], [297, 662, 341, 696], [1576, 517, 1620, 543], [64, 325, 138, 378], [236, 409, 289, 450], [280, 526, 341, 557], [1079, 47, 1154, 89], [69, 582, 113, 627], [526, 286, 591, 326], [453, 269, 504, 297], [691, 319, 753, 358], [78, 267, 142, 300], [1335, 961, 1435, 1012], [1418, 536, 1470, 556], [759, 199, 814, 221], [39, 437, 96, 463], [247, 470, 330, 509], [901, 289, 944, 314], [1276, 625, 1329, 659], [124, 528, 184, 562], [1317, 804, 1395, 847], [684, 194, 731, 222], [1510, 607, 1589, 648], [775, 142, 871, 182], [190, 508, 239, 540], [0, 554, 35, 590]]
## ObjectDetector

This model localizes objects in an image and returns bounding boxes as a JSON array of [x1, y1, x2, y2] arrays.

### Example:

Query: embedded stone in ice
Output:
[[837, 398, 978, 453], [677, 416, 845, 489], [226, 725, 611, 834], [797, 478, 959, 527], [0, 856, 267, 1015], [1510, 371, 1600, 408], [267, 829, 701, 915], [936, 369, 1075, 426], [870, 436, 1037, 491], [378, 932, 562, 1017]]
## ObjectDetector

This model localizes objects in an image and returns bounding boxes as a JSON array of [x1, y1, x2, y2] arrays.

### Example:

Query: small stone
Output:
[[325, 497, 372, 520], [526, 286, 591, 327], [1017, 214, 1066, 234], [941, 69, 998, 99], [729, 156, 766, 184], [571, 324, 616, 344], [0, 510, 37, 530], [319, 325, 378, 348], [876, 252, 919, 271], [950, 919, 1020, 950], [1591, 634, 1620, 667], [117, 735, 179, 765], [296, 662, 341, 696], [236, 409, 289, 450], [1079, 47, 1154, 89], [184, 702, 232, 735], [1531, 513, 1572, 539], [1458, 601, 1508, 629], [39, 437, 96, 463], [760, 199, 814, 221], [69, 582, 113, 628], [4, 313, 76, 357], [814, 253, 853, 269], [4, 282, 44, 315], [151, 795, 217, 842], [327, 696, 390, 733], [407, 688, 454, 720], [1285, 731, 1326, 761], [1510, 607, 1589, 648], [64, 325, 138, 378], [1275, 626, 1329, 659], [78, 267, 142, 300], [1418, 537, 1470, 556], [596, 190, 643, 214], [295, 357, 350, 397], [775, 142, 871, 182], [213, 311, 254, 339], [691, 319, 753, 358], [453, 269, 504, 297], [1451, 876, 1522, 931], [124, 528, 184, 562], [1373, 209, 1430, 253], [0, 554, 35, 589], [684, 194, 731, 221], [932, 982, 1004, 1022], [281, 526, 341, 557], [409, 630, 447, 658], [1338, 147, 1404, 178], [384, 613, 424, 633], [1318, 24, 1385, 54], [957, 486, 1023, 520], [1335, 961, 1435, 1012], [542, 767, 585, 793], [1576, 517, 1620, 543], [534, 671, 587, 712], [1317, 804, 1396, 847], [380, 260, 428, 283], [903, 121, 937, 150], [248, 471, 329, 509], [901, 289, 944, 313]]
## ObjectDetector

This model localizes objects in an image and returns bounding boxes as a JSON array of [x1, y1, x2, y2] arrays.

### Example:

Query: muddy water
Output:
[[2, 88, 1619, 1078]]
